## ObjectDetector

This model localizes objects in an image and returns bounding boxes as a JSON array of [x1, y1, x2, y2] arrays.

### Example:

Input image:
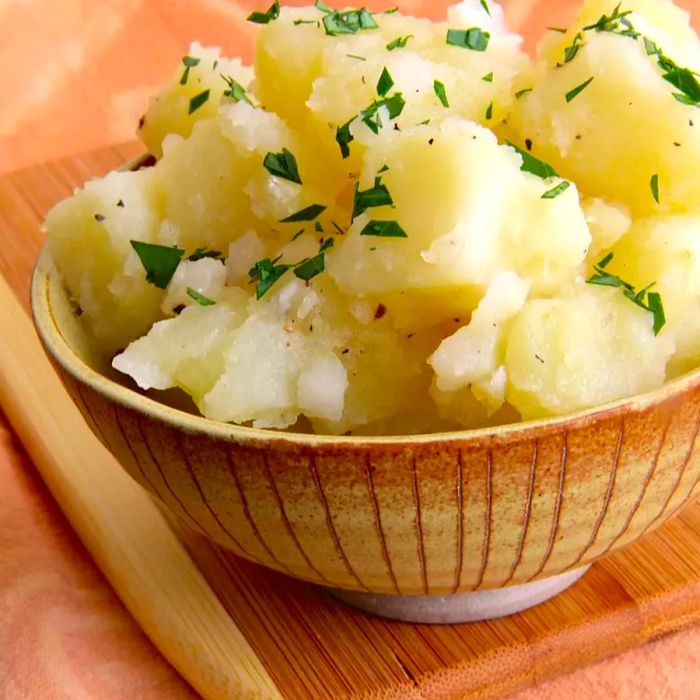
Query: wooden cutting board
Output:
[[2, 144, 700, 699]]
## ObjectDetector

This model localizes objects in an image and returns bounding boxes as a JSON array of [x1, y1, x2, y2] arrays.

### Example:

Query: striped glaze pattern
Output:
[[34, 258, 700, 595]]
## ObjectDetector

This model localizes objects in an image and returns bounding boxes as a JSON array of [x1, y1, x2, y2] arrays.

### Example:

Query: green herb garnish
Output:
[[644, 37, 658, 55], [186, 288, 216, 306], [650, 174, 660, 203], [515, 87, 532, 99], [566, 76, 594, 103], [188, 89, 210, 114], [480, 0, 490, 15], [294, 18, 319, 25], [247, 0, 280, 24], [322, 8, 378, 36], [360, 220, 407, 238], [180, 55, 200, 85], [433, 80, 449, 107], [130, 241, 184, 289], [482, 71, 494, 82], [586, 252, 666, 334], [582, 3, 633, 33], [249, 257, 291, 299], [547, 26, 567, 33], [658, 54, 700, 107], [541, 181, 571, 199], [387, 35, 413, 50], [281, 204, 327, 222], [506, 140, 559, 179], [221, 75, 253, 105], [315, 220, 324, 232], [353, 176, 393, 220], [485, 101, 493, 119], [377, 67, 394, 96], [336, 118, 354, 158], [347, 54, 366, 60], [446, 27, 490, 51], [263, 148, 302, 184], [315, 0, 332, 11], [188, 248, 223, 261], [361, 93, 405, 133]]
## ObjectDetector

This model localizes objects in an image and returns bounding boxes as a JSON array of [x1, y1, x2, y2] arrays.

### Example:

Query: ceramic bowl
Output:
[[31, 245, 700, 622]]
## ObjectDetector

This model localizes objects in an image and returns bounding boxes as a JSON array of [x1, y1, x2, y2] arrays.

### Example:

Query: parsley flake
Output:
[[249, 257, 291, 299], [377, 67, 394, 96], [387, 35, 413, 50], [541, 181, 571, 199], [482, 71, 494, 82], [650, 173, 660, 203], [221, 75, 253, 105], [446, 27, 490, 51], [547, 26, 567, 33], [247, 0, 280, 24], [188, 248, 223, 261], [506, 140, 559, 179], [480, 0, 490, 15], [315, 0, 332, 12], [336, 118, 354, 158], [360, 220, 407, 238], [347, 53, 367, 60], [658, 54, 700, 107], [485, 101, 493, 119], [263, 148, 302, 184], [566, 76, 594, 103], [188, 89, 210, 115], [130, 241, 184, 289], [360, 93, 405, 133], [180, 55, 200, 85], [187, 288, 216, 306], [644, 37, 658, 55], [322, 8, 378, 36], [586, 252, 666, 334], [515, 87, 532, 99], [281, 204, 327, 222], [433, 80, 449, 107], [353, 177, 393, 220]]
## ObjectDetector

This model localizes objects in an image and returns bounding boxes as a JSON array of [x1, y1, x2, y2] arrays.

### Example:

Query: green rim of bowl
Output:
[[31, 244, 700, 449]]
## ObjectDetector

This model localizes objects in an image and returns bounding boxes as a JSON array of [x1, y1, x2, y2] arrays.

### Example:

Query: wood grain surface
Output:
[[1, 145, 700, 699]]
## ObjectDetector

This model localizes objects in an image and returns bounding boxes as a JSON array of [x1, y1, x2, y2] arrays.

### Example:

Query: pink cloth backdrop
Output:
[[1, 1, 700, 698]]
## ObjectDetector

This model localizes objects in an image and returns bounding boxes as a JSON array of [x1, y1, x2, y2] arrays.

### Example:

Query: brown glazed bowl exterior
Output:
[[32, 246, 700, 595]]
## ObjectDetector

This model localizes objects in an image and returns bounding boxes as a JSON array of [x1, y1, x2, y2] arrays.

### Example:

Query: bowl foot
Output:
[[324, 566, 590, 624]]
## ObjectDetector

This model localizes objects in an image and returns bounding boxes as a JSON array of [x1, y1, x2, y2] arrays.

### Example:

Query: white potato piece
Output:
[[505, 285, 674, 418]]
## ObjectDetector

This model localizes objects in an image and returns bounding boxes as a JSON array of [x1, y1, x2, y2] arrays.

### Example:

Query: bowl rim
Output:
[[31, 244, 700, 450]]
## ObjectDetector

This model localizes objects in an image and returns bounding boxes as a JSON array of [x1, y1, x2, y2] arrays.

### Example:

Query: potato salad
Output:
[[45, 0, 700, 435]]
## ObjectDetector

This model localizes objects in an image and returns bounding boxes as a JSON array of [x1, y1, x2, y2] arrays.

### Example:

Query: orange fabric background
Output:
[[1, 1, 700, 698]]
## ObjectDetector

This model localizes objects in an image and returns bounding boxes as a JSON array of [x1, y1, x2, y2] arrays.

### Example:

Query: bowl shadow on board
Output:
[[31, 242, 700, 623]]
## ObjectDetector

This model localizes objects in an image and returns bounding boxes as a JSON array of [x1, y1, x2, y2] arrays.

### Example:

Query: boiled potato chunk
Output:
[[611, 214, 700, 376], [511, 0, 700, 217], [505, 285, 674, 418], [46, 168, 164, 356], [139, 42, 254, 157], [329, 117, 590, 316]]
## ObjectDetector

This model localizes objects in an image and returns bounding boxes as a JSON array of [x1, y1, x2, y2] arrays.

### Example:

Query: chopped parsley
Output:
[[485, 101, 493, 119], [480, 0, 490, 15], [547, 26, 567, 33], [482, 71, 494, 82], [294, 238, 335, 282], [322, 8, 378, 36], [347, 54, 367, 61], [281, 203, 327, 222], [180, 55, 200, 85], [294, 18, 319, 26], [566, 76, 594, 103], [130, 241, 184, 289], [563, 33, 584, 63], [249, 257, 291, 299], [378, 164, 390, 173], [384, 7, 399, 13], [336, 118, 354, 158], [247, 0, 280, 24], [434, 80, 449, 107], [353, 176, 393, 219], [644, 37, 659, 55], [188, 248, 223, 261], [377, 67, 394, 96], [515, 87, 532, 99], [221, 75, 253, 105], [315, 0, 332, 11], [506, 140, 559, 179], [582, 3, 634, 34], [186, 288, 216, 306], [658, 54, 700, 107], [360, 92, 406, 133], [263, 148, 302, 184], [360, 220, 407, 238], [586, 252, 666, 334], [315, 220, 324, 232], [188, 89, 210, 115], [446, 28, 490, 51], [387, 35, 413, 51], [541, 181, 571, 199], [650, 173, 660, 203]]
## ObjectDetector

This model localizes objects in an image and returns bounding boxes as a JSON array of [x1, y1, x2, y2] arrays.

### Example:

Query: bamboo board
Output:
[[1, 145, 700, 699]]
